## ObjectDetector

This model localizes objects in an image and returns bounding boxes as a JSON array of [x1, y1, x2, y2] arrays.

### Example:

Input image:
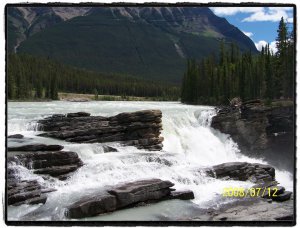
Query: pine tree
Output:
[[275, 17, 288, 98]]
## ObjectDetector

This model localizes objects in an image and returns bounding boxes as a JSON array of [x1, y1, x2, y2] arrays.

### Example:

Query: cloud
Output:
[[211, 7, 293, 23], [210, 7, 263, 16], [242, 31, 253, 37], [242, 7, 293, 22], [255, 40, 277, 53]]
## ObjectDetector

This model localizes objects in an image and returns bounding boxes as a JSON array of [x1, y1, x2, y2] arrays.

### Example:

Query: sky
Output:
[[210, 7, 294, 53]]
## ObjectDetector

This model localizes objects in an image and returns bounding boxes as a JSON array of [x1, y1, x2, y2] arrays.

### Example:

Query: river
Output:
[[7, 101, 293, 221]]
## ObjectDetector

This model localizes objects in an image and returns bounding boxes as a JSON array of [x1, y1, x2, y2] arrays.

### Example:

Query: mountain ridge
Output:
[[7, 6, 258, 83]]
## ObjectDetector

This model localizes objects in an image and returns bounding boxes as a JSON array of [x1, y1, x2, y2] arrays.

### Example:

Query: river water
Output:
[[7, 101, 293, 221]]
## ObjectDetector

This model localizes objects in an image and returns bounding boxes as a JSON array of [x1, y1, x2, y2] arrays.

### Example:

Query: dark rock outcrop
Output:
[[211, 100, 294, 170], [8, 150, 83, 180], [66, 178, 194, 218], [37, 110, 164, 151], [8, 144, 64, 152], [211, 100, 294, 152]]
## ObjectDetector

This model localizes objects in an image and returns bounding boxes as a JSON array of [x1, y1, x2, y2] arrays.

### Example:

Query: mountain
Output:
[[7, 6, 258, 83]]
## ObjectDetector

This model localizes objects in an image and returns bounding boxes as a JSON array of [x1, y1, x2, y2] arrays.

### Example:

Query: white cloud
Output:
[[210, 7, 263, 16], [242, 7, 293, 22], [211, 7, 293, 23], [255, 40, 277, 53], [242, 31, 253, 37], [269, 41, 278, 53]]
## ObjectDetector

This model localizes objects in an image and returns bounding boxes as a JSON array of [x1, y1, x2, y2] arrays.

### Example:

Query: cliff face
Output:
[[211, 100, 294, 170]]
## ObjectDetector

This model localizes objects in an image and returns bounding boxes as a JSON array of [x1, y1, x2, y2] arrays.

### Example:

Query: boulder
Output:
[[210, 162, 275, 183], [107, 179, 174, 208], [37, 110, 164, 151], [66, 178, 194, 218], [273, 191, 292, 202], [103, 145, 118, 153], [66, 193, 117, 219], [8, 134, 24, 139], [167, 190, 195, 200]]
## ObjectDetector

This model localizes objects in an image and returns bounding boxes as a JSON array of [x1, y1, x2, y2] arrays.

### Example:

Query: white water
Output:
[[7, 101, 293, 221]]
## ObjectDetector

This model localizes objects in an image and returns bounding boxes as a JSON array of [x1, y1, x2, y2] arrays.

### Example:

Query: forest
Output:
[[7, 54, 180, 101], [181, 18, 294, 105]]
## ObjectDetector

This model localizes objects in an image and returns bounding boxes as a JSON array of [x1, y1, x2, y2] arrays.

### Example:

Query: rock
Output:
[[261, 186, 285, 199], [8, 151, 83, 178], [8, 134, 24, 139], [275, 214, 294, 221], [66, 178, 194, 218], [66, 112, 90, 118], [12, 195, 48, 206], [37, 110, 164, 151], [108, 179, 174, 208], [194, 196, 294, 222], [7, 149, 83, 206], [167, 190, 195, 200], [229, 97, 242, 108], [211, 100, 294, 158], [66, 193, 117, 219], [211, 162, 275, 183], [103, 145, 118, 153], [272, 191, 292, 202], [8, 144, 64, 152], [7, 168, 56, 206]]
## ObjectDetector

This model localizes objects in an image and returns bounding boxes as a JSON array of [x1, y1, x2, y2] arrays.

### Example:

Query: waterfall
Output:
[[7, 101, 293, 221]]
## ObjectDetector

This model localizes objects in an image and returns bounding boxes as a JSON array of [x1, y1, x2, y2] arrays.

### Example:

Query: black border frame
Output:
[[4, 2, 297, 226]]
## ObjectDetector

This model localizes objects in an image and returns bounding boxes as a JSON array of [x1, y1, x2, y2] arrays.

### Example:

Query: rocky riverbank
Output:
[[37, 110, 164, 151]]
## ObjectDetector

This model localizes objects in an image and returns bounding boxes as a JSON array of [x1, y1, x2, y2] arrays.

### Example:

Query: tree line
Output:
[[7, 54, 180, 100], [181, 17, 294, 105]]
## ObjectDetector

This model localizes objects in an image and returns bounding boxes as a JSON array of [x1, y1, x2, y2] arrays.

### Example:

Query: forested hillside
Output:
[[8, 6, 257, 83], [181, 18, 294, 105], [7, 54, 180, 100]]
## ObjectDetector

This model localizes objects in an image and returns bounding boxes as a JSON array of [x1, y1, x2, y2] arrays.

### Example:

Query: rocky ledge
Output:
[[204, 162, 292, 202], [37, 110, 163, 151], [8, 149, 83, 180], [66, 178, 194, 219], [8, 143, 64, 152], [7, 146, 84, 206], [7, 166, 56, 206]]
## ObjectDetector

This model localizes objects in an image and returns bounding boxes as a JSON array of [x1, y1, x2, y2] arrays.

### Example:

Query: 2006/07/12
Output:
[[222, 187, 278, 198]]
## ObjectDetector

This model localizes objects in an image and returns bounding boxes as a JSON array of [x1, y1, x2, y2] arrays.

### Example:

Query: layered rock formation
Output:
[[8, 144, 64, 152], [66, 178, 194, 218], [210, 162, 275, 183], [37, 110, 164, 151], [8, 150, 83, 180], [7, 144, 84, 206], [7, 166, 56, 206]]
